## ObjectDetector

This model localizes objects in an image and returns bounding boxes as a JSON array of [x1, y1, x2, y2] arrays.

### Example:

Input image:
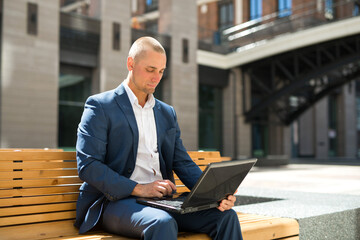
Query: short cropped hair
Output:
[[128, 36, 166, 62]]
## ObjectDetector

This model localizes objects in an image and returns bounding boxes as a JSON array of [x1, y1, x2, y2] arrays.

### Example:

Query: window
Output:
[[182, 38, 189, 63], [252, 124, 268, 157], [27, 3, 38, 35], [145, 20, 158, 33], [250, 0, 262, 20], [219, 2, 234, 30], [113, 22, 120, 51], [145, 0, 158, 12], [58, 65, 92, 148], [60, 0, 96, 18], [199, 85, 223, 152], [354, 2, 360, 16], [278, 0, 292, 18], [325, 0, 334, 20], [356, 80, 360, 157]]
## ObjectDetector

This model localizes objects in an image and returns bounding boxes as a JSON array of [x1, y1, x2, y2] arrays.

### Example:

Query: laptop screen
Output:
[[182, 159, 257, 208]]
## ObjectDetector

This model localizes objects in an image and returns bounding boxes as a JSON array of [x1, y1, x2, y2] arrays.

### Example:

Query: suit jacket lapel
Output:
[[114, 84, 139, 159], [153, 101, 167, 179]]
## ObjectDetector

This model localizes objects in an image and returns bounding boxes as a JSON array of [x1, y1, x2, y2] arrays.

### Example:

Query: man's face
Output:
[[128, 49, 166, 96]]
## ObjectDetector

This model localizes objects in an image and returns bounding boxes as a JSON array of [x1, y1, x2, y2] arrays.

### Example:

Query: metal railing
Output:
[[199, 0, 360, 53]]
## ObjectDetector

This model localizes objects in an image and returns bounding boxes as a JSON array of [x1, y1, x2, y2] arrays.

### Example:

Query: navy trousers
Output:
[[101, 197, 243, 240]]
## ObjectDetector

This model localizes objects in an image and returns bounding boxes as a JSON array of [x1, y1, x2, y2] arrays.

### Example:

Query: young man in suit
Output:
[[75, 36, 243, 240]]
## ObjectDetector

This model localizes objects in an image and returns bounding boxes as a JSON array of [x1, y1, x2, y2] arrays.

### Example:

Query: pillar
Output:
[[338, 82, 357, 158], [0, 0, 59, 147], [158, 0, 198, 150], [99, 0, 131, 92], [315, 97, 329, 159], [298, 107, 315, 156]]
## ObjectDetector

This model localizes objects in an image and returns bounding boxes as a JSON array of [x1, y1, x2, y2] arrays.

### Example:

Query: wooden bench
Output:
[[0, 151, 299, 240], [0, 148, 64, 152]]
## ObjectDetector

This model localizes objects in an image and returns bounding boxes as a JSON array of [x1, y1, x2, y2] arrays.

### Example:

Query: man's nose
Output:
[[152, 72, 162, 81]]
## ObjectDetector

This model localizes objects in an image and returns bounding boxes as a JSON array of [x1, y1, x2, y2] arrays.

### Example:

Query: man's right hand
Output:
[[131, 180, 177, 198]]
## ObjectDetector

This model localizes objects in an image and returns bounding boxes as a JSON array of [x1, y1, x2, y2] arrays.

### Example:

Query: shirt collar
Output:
[[123, 81, 155, 109]]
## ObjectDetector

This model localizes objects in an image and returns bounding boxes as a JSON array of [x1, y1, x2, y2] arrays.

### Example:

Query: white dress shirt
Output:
[[123, 82, 163, 184]]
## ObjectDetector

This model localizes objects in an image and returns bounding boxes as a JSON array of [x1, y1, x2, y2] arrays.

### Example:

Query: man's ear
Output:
[[127, 57, 134, 71]]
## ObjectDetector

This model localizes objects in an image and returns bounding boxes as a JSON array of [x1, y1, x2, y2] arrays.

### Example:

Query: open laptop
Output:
[[136, 158, 257, 214]]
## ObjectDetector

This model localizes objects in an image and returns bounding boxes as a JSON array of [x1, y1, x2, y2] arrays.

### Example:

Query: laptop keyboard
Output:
[[156, 199, 184, 208]]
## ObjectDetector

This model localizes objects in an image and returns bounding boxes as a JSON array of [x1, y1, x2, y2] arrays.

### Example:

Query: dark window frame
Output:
[[182, 38, 189, 63], [27, 2, 38, 35], [112, 22, 121, 51], [218, 0, 234, 31]]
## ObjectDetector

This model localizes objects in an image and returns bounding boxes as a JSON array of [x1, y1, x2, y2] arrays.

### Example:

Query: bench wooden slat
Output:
[[0, 177, 82, 188], [0, 169, 78, 180], [0, 220, 126, 240], [0, 193, 78, 207], [278, 236, 299, 240], [175, 179, 183, 185], [237, 213, 278, 221], [0, 185, 80, 198], [0, 220, 80, 240], [238, 213, 299, 240], [192, 158, 224, 165], [0, 211, 76, 227], [0, 152, 76, 161], [0, 149, 64, 152], [0, 161, 77, 170], [49, 233, 134, 240], [187, 151, 221, 158], [0, 202, 77, 217], [176, 186, 189, 193]]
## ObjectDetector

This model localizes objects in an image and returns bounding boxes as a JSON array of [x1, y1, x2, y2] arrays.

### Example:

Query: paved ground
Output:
[[241, 160, 360, 195], [233, 160, 360, 240]]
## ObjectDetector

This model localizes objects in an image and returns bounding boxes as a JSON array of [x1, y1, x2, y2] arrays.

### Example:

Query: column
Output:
[[236, 68, 251, 158], [298, 107, 315, 156], [338, 83, 357, 158], [1, 0, 59, 147], [158, 0, 198, 150], [268, 114, 284, 155], [315, 97, 329, 159], [222, 70, 236, 158], [99, 0, 131, 92]]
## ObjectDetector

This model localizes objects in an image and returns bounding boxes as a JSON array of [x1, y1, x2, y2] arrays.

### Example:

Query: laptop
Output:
[[136, 158, 257, 214]]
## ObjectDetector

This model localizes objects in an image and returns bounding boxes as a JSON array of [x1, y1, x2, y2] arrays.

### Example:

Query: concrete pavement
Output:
[[241, 162, 360, 195], [233, 160, 360, 240]]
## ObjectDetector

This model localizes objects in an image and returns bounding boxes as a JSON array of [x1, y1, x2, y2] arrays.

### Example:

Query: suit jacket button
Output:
[[127, 168, 132, 173]]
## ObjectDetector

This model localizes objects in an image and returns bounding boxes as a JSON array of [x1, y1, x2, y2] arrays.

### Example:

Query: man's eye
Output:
[[146, 69, 154, 72]]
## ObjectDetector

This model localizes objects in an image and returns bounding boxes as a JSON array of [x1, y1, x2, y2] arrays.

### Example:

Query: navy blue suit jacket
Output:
[[74, 84, 202, 233]]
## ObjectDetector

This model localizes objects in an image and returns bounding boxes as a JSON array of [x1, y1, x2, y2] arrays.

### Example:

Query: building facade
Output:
[[1, 0, 360, 162]]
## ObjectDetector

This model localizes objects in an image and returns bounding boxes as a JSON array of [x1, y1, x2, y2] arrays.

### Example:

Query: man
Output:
[[75, 36, 243, 240]]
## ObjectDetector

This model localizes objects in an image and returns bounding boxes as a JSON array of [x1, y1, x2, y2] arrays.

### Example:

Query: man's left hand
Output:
[[217, 194, 236, 212]]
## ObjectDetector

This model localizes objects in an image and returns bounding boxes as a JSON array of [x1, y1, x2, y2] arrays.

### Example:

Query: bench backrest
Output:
[[0, 151, 79, 228], [0, 150, 225, 228]]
